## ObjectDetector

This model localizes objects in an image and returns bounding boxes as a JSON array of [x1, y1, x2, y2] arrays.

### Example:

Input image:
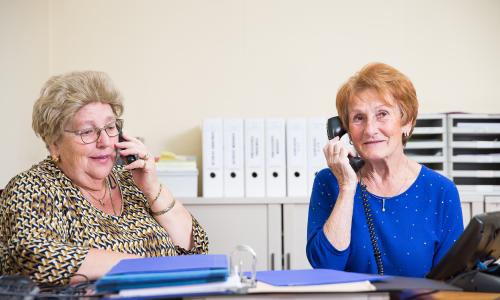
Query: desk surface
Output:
[[427, 291, 500, 300], [189, 291, 500, 299]]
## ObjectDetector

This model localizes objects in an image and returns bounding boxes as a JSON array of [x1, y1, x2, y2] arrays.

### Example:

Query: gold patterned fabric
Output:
[[0, 157, 208, 286]]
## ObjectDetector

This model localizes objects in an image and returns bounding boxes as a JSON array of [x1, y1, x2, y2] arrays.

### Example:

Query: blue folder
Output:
[[95, 254, 229, 292], [255, 269, 386, 286]]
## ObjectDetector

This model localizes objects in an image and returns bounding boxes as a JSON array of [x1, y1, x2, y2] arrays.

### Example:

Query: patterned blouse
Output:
[[0, 157, 209, 286]]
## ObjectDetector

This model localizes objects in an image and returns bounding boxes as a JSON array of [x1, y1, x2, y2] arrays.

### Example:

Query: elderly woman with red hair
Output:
[[307, 63, 463, 277]]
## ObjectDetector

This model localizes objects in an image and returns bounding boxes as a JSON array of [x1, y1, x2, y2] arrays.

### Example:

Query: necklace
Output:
[[361, 157, 411, 212], [108, 173, 122, 216], [369, 193, 388, 212], [79, 175, 122, 215], [108, 177, 116, 215], [81, 181, 107, 206]]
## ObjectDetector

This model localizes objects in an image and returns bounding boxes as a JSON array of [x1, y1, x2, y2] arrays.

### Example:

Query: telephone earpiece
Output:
[[326, 116, 365, 172]]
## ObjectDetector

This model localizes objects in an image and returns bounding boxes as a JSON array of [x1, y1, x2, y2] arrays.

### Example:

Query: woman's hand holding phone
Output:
[[327, 116, 365, 172], [323, 136, 359, 192], [116, 133, 160, 199], [118, 132, 138, 164]]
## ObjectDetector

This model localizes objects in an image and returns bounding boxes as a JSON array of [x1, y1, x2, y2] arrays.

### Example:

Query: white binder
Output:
[[223, 119, 245, 197], [265, 118, 286, 197], [202, 118, 224, 197], [244, 119, 266, 197], [307, 117, 328, 193], [286, 118, 308, 197]]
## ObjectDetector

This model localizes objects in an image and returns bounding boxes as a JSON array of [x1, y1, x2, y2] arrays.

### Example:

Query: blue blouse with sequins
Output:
[[306, 165, 464, 278]]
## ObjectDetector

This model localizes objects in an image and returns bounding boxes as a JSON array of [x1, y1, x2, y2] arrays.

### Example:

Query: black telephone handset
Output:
[[118, 132, 138, 164], [327, 116, 365, 172]]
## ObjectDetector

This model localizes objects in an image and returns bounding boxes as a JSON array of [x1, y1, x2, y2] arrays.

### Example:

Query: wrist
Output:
[[150, 197, 176, 217], [338, 182, 358, 193], [148, 185, 175, 209], [339, 185, 357, 195], [147, 183, 163, 206], [149, 187, 176, 217]]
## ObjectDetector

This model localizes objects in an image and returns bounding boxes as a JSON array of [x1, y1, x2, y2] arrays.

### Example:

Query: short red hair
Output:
[[336, 62, 419, 145]]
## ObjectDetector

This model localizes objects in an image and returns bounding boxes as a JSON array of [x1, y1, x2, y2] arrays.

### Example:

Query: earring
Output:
[[51, 155, 60, 163], [348, 136, 353, 145]]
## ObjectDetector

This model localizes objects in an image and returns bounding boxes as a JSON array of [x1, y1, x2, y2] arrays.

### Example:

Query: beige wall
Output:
[[0, 0, 49, 187], [1, 0, 500, 189]]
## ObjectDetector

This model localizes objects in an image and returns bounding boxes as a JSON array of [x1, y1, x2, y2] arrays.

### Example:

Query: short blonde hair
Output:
[[32, 71, 124, 147], [336, 62, 419, 145]]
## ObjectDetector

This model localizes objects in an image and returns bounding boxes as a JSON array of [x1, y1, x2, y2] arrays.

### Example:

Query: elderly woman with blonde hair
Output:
[[0, 71, 208, 286]]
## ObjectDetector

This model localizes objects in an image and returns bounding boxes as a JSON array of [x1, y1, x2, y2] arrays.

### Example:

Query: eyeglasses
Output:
[[64, 119, 123, 144]]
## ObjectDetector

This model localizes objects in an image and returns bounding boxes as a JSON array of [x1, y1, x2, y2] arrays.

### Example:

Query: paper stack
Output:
[[156, 151, 198, 197]]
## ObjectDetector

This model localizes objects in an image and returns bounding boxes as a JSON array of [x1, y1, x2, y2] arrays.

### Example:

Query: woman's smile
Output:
[[89, 154, 113, 163]]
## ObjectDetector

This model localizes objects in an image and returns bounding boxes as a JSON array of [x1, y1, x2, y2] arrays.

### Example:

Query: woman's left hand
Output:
[[115, 133, 160, 199]]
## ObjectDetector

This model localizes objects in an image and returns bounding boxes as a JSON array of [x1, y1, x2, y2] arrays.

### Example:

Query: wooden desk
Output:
[[430, 291, 500, 299], [190, 291, 500, 299]]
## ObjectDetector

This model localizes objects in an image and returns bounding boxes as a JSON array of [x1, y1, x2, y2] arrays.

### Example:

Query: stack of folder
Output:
[[110, 269, 383, 299], [95, 254, 390, 299], [95, 251, 460, 299], [95, 255, 229, 293]]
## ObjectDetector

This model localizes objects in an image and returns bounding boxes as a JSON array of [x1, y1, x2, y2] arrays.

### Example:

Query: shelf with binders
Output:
[[448, 113, 500, 192], [405, 114, 448, 176]]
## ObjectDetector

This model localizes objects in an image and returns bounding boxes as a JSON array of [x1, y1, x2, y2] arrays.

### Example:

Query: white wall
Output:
[[0, 0, 49, 187], [1, 0, 500, 189]]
